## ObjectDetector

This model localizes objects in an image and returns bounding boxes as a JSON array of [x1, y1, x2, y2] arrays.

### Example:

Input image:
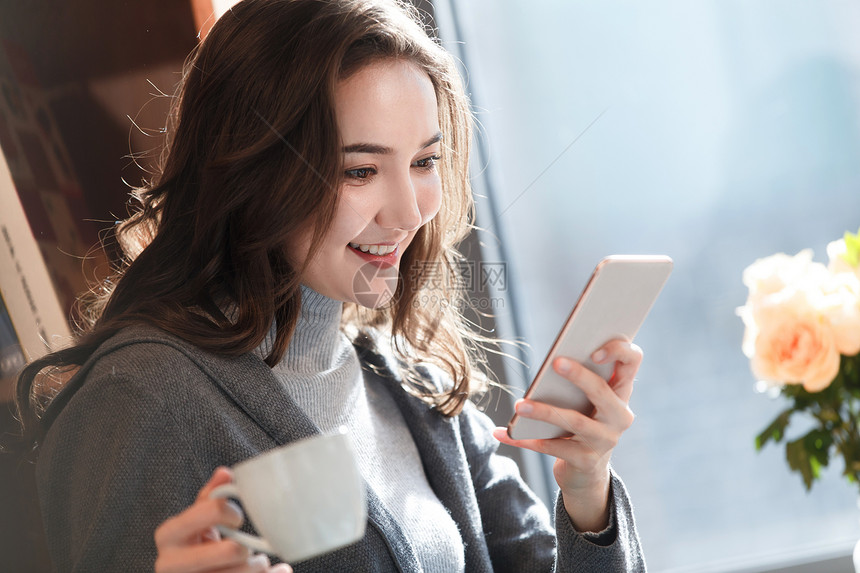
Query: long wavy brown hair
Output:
[[14, 0, 501, 451]]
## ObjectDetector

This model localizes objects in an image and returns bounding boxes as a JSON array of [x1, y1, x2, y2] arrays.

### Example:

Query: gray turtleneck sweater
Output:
[[269, 285, 465, 572]]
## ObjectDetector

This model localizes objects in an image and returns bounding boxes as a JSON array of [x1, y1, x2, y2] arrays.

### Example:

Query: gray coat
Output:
[[36, 324, 646, 572]]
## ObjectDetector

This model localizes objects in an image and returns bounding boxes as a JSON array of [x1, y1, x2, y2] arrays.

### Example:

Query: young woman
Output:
[[16, 1, 647, 571]]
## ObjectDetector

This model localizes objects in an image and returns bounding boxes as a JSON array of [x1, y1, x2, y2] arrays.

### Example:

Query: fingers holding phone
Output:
[[494, 339, 640, 458]]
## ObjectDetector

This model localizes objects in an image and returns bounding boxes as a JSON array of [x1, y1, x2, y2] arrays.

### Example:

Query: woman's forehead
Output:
[[334, 59, 440, 150]]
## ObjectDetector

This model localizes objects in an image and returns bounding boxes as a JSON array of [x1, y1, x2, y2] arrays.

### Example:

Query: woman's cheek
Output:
[[338, 187, 375, 229]]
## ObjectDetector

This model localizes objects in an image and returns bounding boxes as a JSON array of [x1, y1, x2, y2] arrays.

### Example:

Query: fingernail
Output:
[[592, 350, 607, 363], [226, 500, 244, 523], [248, 553, 270, 566], [517, 401, 533, 415], [555, 358, 571, 374]]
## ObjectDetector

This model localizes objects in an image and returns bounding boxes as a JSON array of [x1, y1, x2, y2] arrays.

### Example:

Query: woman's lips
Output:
[[348, 243, 399, 267]]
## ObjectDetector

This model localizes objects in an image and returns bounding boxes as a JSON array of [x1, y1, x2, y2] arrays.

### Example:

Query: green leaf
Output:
[[786, 437, 816, 491], [803, 429, 832, 469], [755, 409, 793, 450], [841, 227, 860, 267]]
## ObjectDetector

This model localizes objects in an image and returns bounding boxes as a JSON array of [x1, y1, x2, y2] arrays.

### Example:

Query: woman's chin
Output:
[[348, 262, 401, 309]]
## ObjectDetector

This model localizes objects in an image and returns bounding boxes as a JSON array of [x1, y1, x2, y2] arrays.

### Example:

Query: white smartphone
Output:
[[507, 255, 673, 441]]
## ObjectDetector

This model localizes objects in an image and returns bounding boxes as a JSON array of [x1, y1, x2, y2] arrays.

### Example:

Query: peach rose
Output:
[[820, 271, 860, 356], [739, 250, 829, 359], [747, 289, 841, 393], [742, 250, 829, 305]]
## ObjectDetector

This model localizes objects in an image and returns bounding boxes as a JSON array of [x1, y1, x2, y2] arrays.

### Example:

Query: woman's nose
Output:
[[376, 176, 423, 232]]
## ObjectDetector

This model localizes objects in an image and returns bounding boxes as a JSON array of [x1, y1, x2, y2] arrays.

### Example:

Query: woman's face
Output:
[[292, 58, 443, 307]]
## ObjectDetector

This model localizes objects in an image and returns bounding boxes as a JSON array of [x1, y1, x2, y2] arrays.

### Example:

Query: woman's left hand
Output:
[[493, 339, 642, 533]]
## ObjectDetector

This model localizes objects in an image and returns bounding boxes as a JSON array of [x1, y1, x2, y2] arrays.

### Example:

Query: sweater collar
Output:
[[279, 284, 347, 374]]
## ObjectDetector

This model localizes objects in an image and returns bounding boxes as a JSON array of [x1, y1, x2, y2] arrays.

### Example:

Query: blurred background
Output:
[[441, 1, 860, 571], [1, 0, 859, 571]]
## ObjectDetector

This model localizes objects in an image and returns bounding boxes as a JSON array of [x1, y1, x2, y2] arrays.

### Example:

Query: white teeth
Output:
[[349, 242, 397, 255]]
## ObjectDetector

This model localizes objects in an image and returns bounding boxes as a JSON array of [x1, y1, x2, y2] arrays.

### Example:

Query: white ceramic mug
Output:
[[210, 430, 366, 563]]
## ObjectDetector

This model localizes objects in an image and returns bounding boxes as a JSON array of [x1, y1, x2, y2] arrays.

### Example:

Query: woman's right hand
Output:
[[155, 467, 292, 573]]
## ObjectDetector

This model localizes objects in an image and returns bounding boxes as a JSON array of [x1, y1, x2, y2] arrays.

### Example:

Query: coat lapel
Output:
[[173, 337, 319, 446]]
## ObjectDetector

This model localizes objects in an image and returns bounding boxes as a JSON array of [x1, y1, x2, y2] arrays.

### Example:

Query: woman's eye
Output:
[[345, 167, 375, 180], [414, 155, 441, 170]]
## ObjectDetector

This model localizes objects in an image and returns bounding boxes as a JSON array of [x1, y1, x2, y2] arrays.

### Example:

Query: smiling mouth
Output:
[[348, 242, 399, 256]]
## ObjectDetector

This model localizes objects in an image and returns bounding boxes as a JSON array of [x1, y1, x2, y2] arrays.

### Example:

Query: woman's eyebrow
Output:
[[342, 131, 443, 155], [419, 131, 443, 150]]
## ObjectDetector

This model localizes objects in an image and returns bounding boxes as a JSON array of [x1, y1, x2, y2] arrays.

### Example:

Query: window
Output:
[[438, 1, 860, 570]]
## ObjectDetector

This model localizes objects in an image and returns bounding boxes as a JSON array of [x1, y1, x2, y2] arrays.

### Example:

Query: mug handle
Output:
[[209, 484, 277, 556]]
